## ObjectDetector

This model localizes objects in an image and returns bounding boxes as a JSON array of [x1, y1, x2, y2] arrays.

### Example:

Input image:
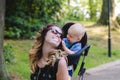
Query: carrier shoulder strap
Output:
[[54, 59, 60, 74]]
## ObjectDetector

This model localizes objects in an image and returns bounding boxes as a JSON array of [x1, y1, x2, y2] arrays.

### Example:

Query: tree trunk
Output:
[[109, 0, 120, 28], [97, 0, 120, 28], [0, 0, 11, 80], [97, 0, 108, 25]]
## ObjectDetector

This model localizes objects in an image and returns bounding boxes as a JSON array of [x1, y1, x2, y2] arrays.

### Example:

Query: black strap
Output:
[[54, 59, 59, 74]]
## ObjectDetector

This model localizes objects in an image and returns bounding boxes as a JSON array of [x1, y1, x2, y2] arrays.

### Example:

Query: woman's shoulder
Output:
[[57, 57, 67, 71], [54, 58, 66, 71], [56, 58, 71, 80], [59, 57, 67, 65]]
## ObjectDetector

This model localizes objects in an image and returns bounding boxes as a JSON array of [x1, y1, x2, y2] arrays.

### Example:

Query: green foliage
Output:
[[60, 0, 102, 22], [5, 14, 43, 39], [65, 7, 86, 21], [89, 0, 102, 21], [5, 0, 104, 39], [5, 0, 64, 39], [3, 43, 15, 63], [61, 3, 88, 21], [4, 27, 21, 39], [116, 14, 120, 25]]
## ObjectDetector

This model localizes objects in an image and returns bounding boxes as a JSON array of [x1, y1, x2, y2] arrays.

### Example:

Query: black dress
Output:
[[30, 60, 59, 80]]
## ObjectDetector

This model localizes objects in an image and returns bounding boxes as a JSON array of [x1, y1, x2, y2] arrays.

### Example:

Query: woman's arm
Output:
[[56, 57, 71, 80]]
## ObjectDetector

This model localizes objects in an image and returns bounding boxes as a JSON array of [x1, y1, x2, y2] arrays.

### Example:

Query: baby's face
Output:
[[67, 31, 80, 43]]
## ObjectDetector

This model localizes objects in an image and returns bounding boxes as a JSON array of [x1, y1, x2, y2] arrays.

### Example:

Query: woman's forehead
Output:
[[52, 26, 62, 32]]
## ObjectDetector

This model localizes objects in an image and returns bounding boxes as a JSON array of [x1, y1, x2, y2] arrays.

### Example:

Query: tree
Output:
[[0, 0, 11, 79], [97, 0, 120, 28]]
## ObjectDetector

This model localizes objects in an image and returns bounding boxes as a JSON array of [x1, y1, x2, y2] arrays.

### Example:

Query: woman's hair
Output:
[[29, 23, 63, 73]]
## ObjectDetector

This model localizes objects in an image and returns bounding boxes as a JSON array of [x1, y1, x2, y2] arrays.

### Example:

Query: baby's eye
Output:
[[70, 35, 73, 38]]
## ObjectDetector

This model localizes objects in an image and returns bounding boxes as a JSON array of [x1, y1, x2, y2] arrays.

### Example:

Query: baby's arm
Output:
[[62, 41, 74, 54]]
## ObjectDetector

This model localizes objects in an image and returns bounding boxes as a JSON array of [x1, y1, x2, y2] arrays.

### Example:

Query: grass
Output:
[[4, 24, 120, 80], [4, 40, 33, 80], [86, 25, 120, 67]]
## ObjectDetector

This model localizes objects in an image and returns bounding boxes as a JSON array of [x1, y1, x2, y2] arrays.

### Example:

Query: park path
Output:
[[72, 60, 120, 80]]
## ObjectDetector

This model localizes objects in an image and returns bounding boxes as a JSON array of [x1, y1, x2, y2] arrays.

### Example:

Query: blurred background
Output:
[[1, 0, 120, 80]]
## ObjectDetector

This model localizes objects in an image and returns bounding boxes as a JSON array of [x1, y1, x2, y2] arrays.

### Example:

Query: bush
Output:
[[3, 44, 15, 63], [4, 16, 43, 39]]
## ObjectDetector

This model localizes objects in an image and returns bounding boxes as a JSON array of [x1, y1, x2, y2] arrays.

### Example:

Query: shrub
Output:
[[3, 44, 15, 63]]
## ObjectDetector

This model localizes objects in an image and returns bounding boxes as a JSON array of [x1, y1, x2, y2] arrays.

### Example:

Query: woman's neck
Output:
[[42, 42, 55, 58], [38, 43, 55, 68]]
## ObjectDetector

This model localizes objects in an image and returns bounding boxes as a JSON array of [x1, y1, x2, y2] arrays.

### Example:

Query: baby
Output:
[[62, 23, 86, 76]]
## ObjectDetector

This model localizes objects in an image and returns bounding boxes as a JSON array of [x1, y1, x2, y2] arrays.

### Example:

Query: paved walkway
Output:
[[72, 60, 120, 80], [84, 60, 120, 80]]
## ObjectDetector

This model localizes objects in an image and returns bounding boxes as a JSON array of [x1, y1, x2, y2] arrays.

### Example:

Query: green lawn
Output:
[[4, 40, 33, 80], [4, 25, 120, 80]]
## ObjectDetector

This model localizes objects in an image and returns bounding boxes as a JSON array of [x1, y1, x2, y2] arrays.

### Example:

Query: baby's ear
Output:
[[78, 36, 82, 41]]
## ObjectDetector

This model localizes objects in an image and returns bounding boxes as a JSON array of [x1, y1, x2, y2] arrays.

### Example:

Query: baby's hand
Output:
[[62, 40, 74, 54], [62, 41, 69, 51], [62, 41, 66, 48]]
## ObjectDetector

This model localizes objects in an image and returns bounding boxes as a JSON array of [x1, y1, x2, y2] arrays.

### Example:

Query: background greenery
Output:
[[5, 0, 103, 39]]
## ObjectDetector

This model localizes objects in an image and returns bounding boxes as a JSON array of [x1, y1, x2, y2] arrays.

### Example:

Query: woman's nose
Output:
[[56, 33, 61, 38]]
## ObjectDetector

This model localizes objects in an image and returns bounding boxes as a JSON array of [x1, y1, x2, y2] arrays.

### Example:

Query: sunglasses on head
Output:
[[50, 28, 62, 37]]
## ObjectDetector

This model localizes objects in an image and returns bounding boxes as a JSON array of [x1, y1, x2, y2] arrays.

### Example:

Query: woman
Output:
[[29, 23, 70, 80]]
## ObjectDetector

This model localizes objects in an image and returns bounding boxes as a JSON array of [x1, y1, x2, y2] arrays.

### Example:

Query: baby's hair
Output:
[[68, 23, 86, 37]]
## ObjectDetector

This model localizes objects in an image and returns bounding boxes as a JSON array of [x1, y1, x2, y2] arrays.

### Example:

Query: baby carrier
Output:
[[62, 22, 91, 80]]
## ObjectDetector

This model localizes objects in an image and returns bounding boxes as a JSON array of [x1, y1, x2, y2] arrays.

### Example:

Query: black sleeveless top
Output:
[[30, 60, 59, 80]]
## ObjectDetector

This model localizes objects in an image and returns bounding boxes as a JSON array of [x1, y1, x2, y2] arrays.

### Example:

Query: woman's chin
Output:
[[51, 43, 59, 48]]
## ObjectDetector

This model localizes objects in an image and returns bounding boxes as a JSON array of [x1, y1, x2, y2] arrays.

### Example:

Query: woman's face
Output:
[[45, 26, 62, 48]]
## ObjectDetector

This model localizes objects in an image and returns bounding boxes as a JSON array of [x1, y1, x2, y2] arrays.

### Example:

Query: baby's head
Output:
[[67, 23, 86, 43]]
